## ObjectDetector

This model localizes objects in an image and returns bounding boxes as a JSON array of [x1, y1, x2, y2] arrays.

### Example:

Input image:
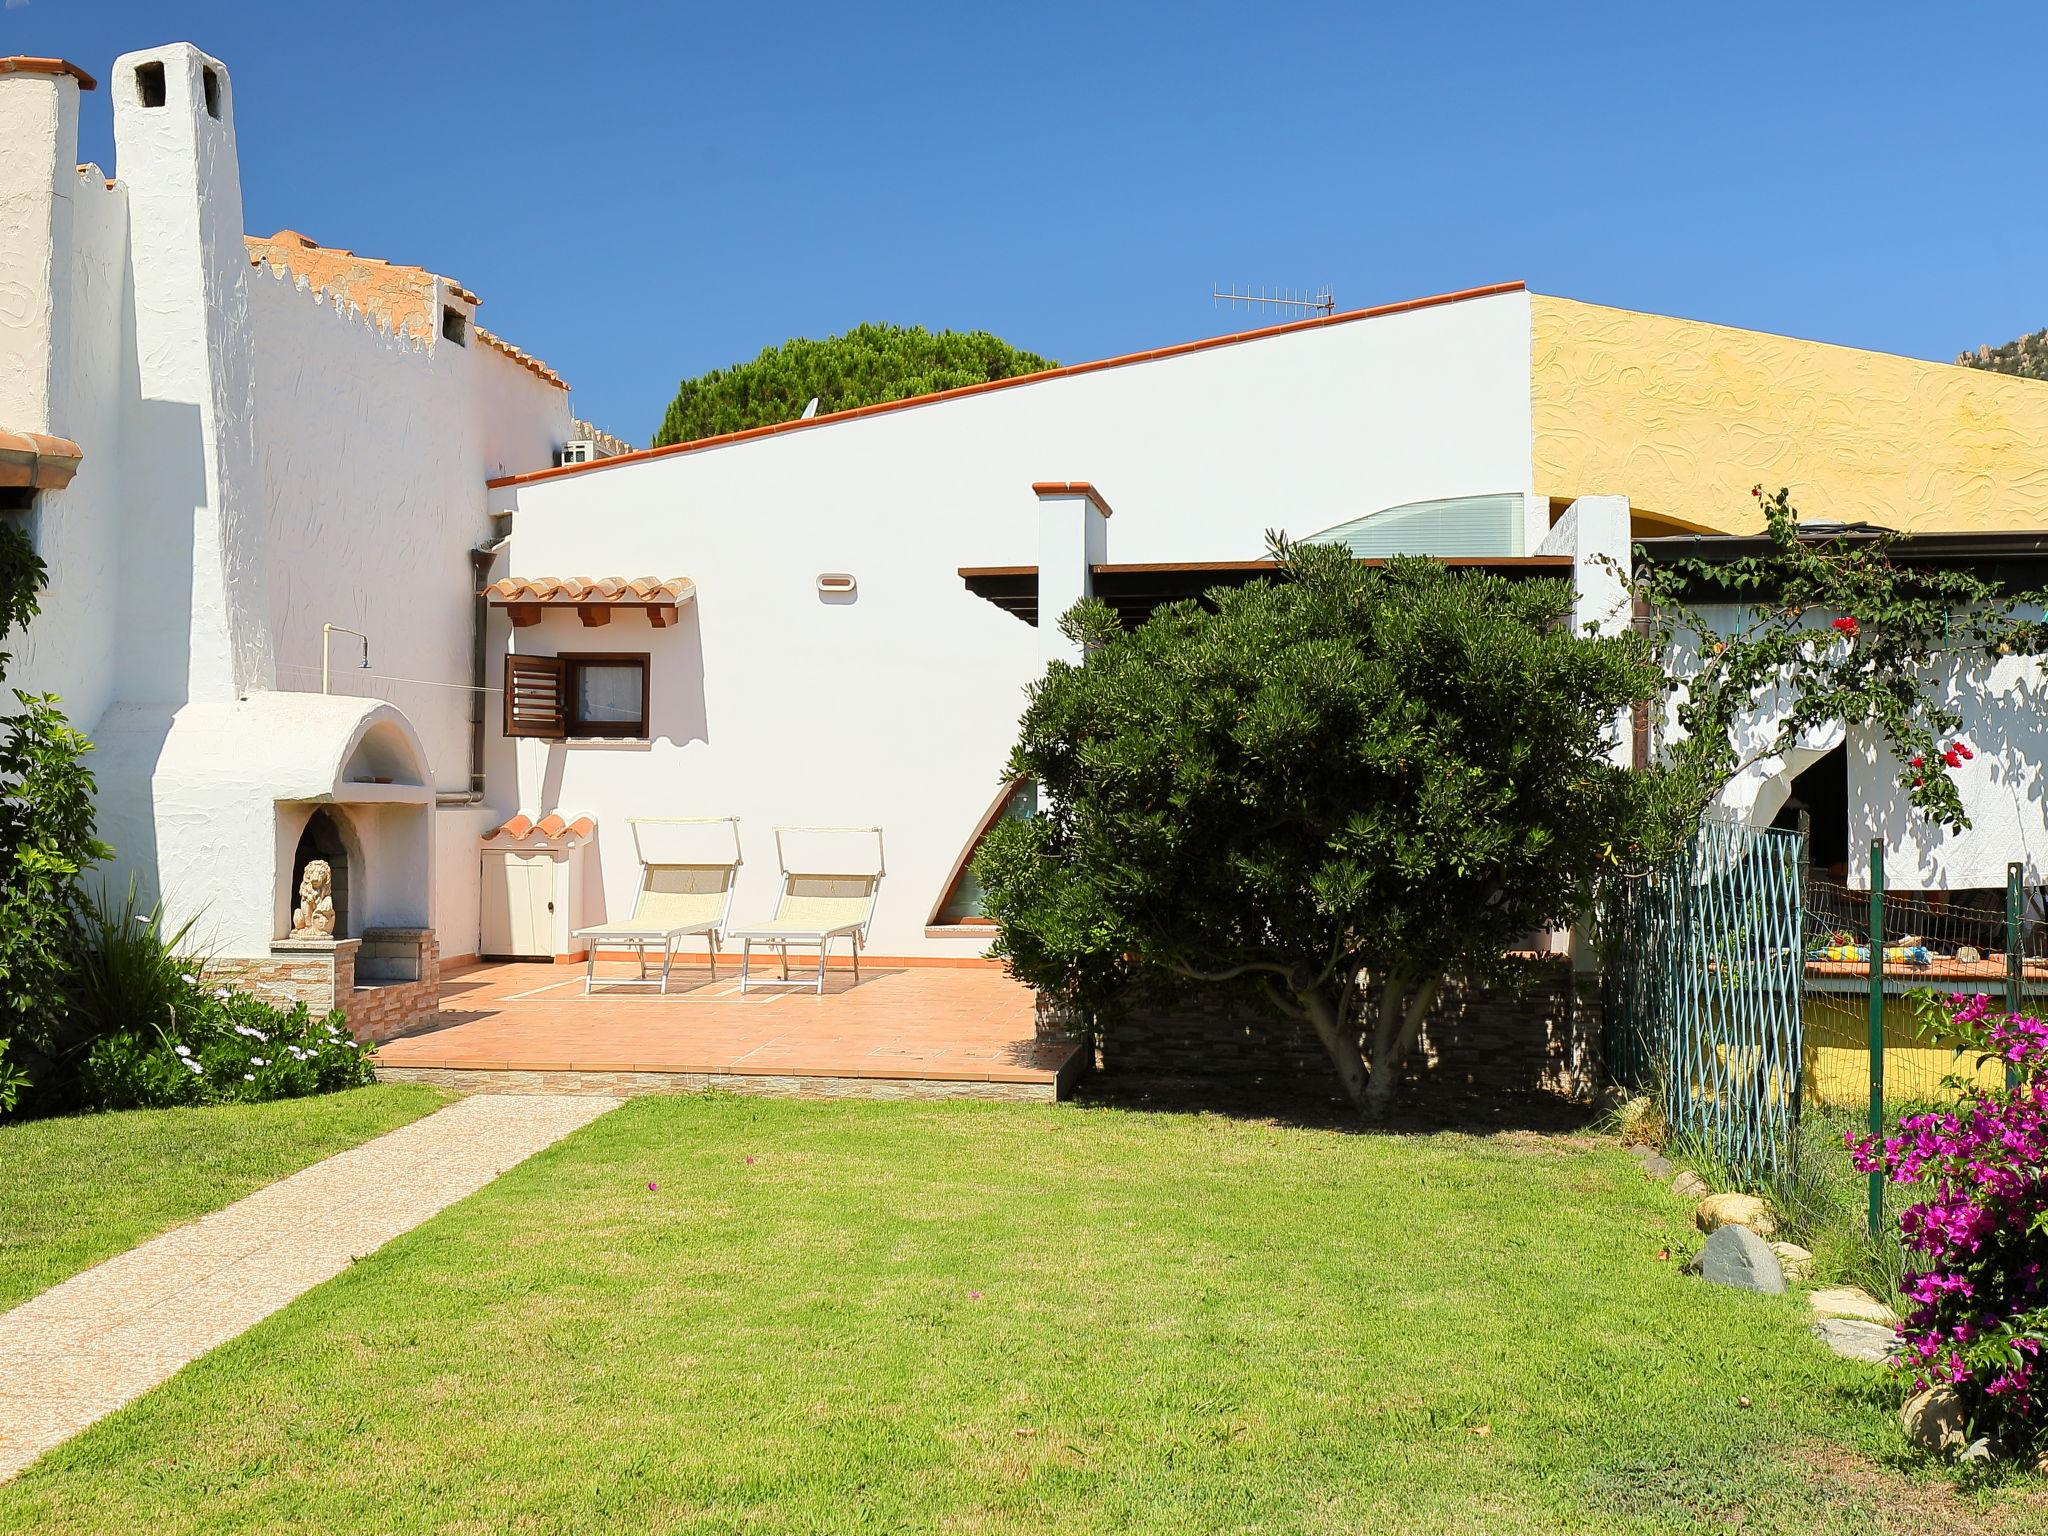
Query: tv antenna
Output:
[[1212, 283, 1336, 319]]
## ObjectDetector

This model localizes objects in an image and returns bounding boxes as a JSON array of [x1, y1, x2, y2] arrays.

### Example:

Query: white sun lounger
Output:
[[729, 826, 884, 995], [573, 817, 741, 994]]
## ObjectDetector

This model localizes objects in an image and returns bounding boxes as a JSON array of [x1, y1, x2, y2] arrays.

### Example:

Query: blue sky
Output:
[[10, 1, 2045, 444]]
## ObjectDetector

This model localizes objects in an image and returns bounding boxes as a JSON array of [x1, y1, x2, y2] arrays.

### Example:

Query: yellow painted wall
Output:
[[1803, 992, 2004, 1108], [1531, 294, 2048, 535]]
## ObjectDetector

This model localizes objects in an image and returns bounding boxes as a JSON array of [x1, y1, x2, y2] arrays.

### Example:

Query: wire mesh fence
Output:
[[1602, 822, 2046, 1184], [1801, 863, 2048, 1113]]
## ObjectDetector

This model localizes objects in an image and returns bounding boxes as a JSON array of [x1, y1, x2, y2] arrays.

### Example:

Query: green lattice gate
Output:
[[1603, 820, 1807, 1181]]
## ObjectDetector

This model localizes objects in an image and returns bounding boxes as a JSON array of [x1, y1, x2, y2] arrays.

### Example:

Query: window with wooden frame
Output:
[[502, 652, 651, 739], [928, 778, 1038, 925]]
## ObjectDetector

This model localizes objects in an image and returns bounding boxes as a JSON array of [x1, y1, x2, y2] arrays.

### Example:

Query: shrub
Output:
[[1849, 992, 2048, 1456], [80, 989, 370, 1110], [37, 883, 372, 1112], [977, 538, 1656, 1116], [0, 519, 111, 1109]]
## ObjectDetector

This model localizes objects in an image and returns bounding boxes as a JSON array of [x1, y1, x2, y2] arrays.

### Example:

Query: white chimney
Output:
[[111, 42, 273, 702], [0, 58, 91, 432]]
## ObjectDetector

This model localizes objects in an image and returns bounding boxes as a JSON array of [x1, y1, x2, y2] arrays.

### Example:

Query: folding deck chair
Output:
[[572, 817, 742, 994], [729, 826, 884, 995]]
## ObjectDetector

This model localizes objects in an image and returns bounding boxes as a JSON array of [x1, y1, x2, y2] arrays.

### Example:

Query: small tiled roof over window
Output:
[[485, 577, 695, 629], [0, 429, 83, 490], [485, 577, 694, 606], [483, 813, 594, 843]]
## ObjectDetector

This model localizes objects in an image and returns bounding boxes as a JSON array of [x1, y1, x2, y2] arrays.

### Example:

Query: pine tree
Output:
[[653, 324, 1053, 447]]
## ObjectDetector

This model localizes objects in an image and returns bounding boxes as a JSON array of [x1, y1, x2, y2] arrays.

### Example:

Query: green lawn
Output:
[[3, 1095, 2042, 1534], [0, 1084, 450, 1311]]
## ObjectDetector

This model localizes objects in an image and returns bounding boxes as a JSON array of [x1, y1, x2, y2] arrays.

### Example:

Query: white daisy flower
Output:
[[174, 1043, 192, 1057], [180, 973, 196, 985], [242, 1073, 254, 1082]]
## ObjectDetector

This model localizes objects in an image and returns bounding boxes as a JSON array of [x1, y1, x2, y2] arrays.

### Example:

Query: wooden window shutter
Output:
[[503, 654, 565, 738]]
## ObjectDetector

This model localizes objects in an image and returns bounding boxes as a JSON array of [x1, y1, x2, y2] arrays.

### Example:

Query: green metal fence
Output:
[[1800, 853, 2047, 1112], [1603, 820, 1807, 1183]]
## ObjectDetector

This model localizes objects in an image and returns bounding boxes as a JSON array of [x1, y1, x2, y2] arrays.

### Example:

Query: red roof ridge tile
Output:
[[0, 57, 97, 90]]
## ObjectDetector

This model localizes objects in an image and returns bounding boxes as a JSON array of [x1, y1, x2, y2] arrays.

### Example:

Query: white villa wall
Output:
[[2, 45, 569, 961], [0, 70, 132, 729], [248, 273, 569, 959], [1671, 600, 2048, 890], [248, 263, 570, 795], [494, 290, 1537, 957]]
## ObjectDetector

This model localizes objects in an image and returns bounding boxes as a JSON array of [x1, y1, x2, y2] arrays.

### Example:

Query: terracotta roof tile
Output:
[[0, 428, 83, 490], [483, 812, 595, 843], [245, 229, 565, 387], [0, 57, 97, 90], [485, 577, 694, 606], [475, 326, 569, 391]]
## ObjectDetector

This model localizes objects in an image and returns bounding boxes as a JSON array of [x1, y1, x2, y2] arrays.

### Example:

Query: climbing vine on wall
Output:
[[1632, 488, 2048, 860]]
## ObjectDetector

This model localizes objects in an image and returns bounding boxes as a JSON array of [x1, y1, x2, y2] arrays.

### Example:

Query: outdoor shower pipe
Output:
[[436, 536, 512, 808], [321, 624, 369, 693]]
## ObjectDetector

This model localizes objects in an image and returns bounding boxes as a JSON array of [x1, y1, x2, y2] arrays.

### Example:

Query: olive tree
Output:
[[975, 538, 1656, 1116]]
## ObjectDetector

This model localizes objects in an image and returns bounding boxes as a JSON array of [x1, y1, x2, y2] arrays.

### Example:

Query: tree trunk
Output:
[[1299, 986, 1369, 1108], [1362, 976, 1443, 1119]]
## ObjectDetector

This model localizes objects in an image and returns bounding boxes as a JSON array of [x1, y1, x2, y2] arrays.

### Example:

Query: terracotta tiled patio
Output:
[[373, 962, 1085, 1101]]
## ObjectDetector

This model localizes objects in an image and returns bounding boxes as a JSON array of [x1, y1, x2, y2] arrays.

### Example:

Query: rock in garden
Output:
[[1812, 1318, 1898, 1363], [1696, 1223, 1786, 1294], [1769, 1242, 1814, 1283], [1900, 1386, 1968, 1457], [1640, 1154, 1675, 1180], [1694, 1192, 1776, 1237], [1671, 1171, 1710, 1199], [1808, 1286, 1896, 1325]]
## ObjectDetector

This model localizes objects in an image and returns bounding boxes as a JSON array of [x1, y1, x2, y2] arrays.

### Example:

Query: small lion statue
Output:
[[291, 858, 337, 938]]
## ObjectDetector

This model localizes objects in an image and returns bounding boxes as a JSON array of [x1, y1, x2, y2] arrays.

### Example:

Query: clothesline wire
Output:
[[274, 663, 499, 696]]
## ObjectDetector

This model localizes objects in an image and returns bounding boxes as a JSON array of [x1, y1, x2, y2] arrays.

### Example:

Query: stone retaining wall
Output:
[[209, 929, 441, 1044], [1089, 960, 1602, 1103]]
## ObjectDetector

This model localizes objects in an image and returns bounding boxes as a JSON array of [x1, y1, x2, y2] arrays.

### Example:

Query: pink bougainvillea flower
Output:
[[1958, 743, 1975, 760], [1944, 748, 1962, 769], [647, 1181, 658, 1192], [744, 1156, 755, 1165], [968, 1290, 983, 1300], [1831, 616, 1859, 635], [1847, 993, 2048, 1443]]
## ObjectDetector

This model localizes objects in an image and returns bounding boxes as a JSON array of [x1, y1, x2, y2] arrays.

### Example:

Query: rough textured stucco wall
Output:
[[0, 74, 69, 428], [1532, 294, 2048, 535], [246, 256, 566, 958], [496, 291, 1537, 957], [92, 694, 431, 956], [8, 150, 132, 731]]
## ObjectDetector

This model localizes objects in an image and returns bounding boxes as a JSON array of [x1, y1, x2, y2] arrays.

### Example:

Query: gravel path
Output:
[[0, 1092, 614, 1481]]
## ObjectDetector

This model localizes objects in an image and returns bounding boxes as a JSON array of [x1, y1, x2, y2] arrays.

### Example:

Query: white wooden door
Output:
[[481, 851, 560, 957]]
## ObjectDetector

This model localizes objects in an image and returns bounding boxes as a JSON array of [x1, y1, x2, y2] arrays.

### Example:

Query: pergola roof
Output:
[[959, 556, 1574, 627]]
